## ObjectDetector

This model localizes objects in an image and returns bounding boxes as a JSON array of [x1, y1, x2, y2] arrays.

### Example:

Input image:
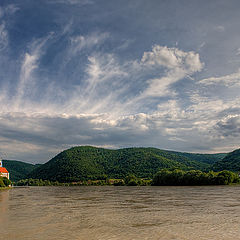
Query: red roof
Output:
[[0, 167, 8, 173]]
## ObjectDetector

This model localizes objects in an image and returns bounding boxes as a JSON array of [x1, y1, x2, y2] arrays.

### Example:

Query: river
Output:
[[1, 186, 240, 240]]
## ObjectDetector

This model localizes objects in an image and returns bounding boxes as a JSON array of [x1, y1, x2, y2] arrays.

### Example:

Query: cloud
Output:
[[0, 4, 19, 19], [199, 70, 240, 87], [215, 25, 225, 32], [0, 4, 19, 51], [17, 53, 38, 99], [70, 32, 109, 54], [0, 7, 3, 19], [0, 21, 239, 162], [55, 31, 110, 78], [139, 45, 203, 97], [0, 22, 8, 51], [236, 48, 240, 56], [1, 93, 240, 162], [4, 4, 19, 15], [48, 0, 94, 5], [70, 45, 203, 114], [13, 34, 54, 110], [215, 115, 240, 137], [141, 45, 203, 72]]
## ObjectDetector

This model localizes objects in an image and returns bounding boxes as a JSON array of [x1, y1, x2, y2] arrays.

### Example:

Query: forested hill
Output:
[[212, 148, 240, 171], [2, 160, 40, 181], [164, 151, 227, 165], [28, 146, 226, 182]]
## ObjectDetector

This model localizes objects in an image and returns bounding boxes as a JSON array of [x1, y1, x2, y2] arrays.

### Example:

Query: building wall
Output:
[[0, 172, 9, 179]]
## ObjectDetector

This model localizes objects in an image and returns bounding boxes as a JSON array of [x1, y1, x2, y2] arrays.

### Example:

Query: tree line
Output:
[[14, 169, 240, 186], [152, 169, 239, 186]]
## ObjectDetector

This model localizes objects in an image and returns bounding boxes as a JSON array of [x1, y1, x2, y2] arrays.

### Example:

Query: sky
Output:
[[0, 0, 240, 163]]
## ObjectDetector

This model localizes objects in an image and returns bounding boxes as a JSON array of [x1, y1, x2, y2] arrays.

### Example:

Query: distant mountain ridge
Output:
[[28, 146, 227, 182]]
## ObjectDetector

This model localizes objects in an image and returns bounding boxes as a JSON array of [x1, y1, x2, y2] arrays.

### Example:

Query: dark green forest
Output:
[[212, 149, 240, 172], [152, 169, 239, 186], [2, 160, 40, 181], [28, 146, 229, 182]]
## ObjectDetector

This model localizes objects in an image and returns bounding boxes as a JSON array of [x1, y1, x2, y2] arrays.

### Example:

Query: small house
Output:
[[0, 159, 9, 179]]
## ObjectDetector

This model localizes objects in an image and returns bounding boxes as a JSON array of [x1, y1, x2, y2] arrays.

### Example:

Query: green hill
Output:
[[166, 151, 227, 165], [2, 160, 40, 182], [28, 146, 225, 182], [212, 149, 240, 172]]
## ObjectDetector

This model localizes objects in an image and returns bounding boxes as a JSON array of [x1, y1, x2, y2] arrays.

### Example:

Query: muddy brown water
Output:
[[1, 185, 240, 240]]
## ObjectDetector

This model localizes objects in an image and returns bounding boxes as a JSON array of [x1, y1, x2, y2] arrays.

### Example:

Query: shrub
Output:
[[3, 177, 11, 186], [0, 177, 6, 187]]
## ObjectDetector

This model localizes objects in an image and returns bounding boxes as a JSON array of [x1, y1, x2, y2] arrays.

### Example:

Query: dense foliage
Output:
[[15, 177, 151, 186], [3, 160, 40, 181], [213, 149, 240, 172], [167, 152, 227, 165], [152, 169, 239, 186], [27, 146, 226, 182], [0, 176, 11, 188], [16, 178, 62, 186]]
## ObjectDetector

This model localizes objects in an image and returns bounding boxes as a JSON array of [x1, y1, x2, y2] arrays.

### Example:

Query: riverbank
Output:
[[0, 186, 12, 190], [14, 169, 240, 187]]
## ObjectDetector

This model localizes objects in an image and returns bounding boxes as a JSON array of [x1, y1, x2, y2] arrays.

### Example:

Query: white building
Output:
[[0, 159, 9, 179]]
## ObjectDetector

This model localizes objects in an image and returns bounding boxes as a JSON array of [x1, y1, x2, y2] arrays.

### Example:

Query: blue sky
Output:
[[0, 0, 240, 163]]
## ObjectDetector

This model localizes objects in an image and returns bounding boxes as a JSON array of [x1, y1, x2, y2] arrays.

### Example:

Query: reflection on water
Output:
[[1, 186, 240, 240]]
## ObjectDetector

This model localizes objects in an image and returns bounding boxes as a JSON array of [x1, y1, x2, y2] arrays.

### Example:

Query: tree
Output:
[[3, 177, 11, 186], [0, 177, 6, 187], [216, 170, 239, 185], [125, 174, 139, 186]]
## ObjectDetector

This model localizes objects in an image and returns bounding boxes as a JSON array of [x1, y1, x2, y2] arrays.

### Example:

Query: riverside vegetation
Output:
[[15, 169, 239, 186], [0, 176, 11, 188], [5, 146, 240, 186]]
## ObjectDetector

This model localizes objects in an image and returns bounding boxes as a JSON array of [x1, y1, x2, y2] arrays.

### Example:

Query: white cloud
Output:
[[141, 45, 203, 72], [2, 36, 240, 161], [0, 4, 19, 51], [199, 70, 240, 87], [86, 54, 128, 82], [58, 32, 110, 71], [65, 53, 128, 114], [70, 32, 109, 53], [15, 53, 39, 105], [142, 68, 185, 97], [142, 45, 180, 68], [13, 34, 54, 111], [140, 45, 203, 97]]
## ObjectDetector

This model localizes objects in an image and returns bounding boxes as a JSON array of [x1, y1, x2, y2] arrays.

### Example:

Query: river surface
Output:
[[1, 186, 240, 240]]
